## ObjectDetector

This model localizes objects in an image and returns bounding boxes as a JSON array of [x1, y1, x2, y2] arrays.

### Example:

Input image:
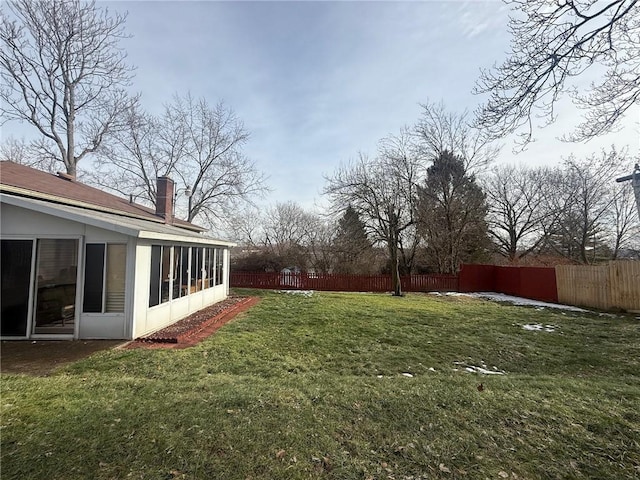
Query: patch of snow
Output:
[[522, 323, 557, 332], [455, 361, 506, 375], [443, 292, 588, 312], [278, 290, 314, 297], [464, 365, 506, 375]]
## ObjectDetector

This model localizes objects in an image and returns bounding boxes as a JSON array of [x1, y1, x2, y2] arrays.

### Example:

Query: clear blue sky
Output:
[[4, 0, 639, 209]]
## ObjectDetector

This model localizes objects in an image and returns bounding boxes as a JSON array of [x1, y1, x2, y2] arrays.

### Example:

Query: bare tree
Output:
[[259, 201, 320, 270], [88, 104, 172, 203], [414, 100, 499, 172], [474, 0, 640, 146], [228, 202, 334, 272], [0, 137, 29, 164], [324, 130, 423, 295], [223, 205, 265, 246], [1, 0, 137, 176], [305, 216, 336, 274], [483, 164, 552, 262], [263, 202, 314, 258], [542, 148, 626, 263], [0, 136, 55, 170], [609, 180, 640, 258], [93, 93, 268, 227]]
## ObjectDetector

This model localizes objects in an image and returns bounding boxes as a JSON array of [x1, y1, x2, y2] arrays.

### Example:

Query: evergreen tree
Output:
[[417, 151, 490, 273], [333, 206, 375, 274]]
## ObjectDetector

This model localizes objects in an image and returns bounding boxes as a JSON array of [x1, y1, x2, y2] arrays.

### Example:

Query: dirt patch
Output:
[[1, 340, 125, 376], [1, 296, 260, 373]]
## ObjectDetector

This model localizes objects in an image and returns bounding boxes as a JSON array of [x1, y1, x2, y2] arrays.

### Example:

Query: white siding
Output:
[[1, 204, 131, 339], [1, 204, 130, 243], [2, 203, 85, 237]]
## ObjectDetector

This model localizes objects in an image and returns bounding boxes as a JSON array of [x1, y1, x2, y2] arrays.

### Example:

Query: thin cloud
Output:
[[3, 0, 637, 211]]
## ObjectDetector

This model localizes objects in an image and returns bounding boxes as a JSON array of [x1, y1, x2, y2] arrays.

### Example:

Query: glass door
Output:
[[0, 240, 34, 337], [32, 239, 79, 335]]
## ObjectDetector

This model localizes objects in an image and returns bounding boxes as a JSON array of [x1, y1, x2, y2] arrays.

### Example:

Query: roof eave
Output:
[[137, 230, 236, 247]]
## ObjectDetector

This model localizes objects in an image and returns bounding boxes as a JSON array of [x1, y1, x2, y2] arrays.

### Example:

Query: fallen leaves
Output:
[[274, 449, 298, 465], [311, 455, 332, 473]]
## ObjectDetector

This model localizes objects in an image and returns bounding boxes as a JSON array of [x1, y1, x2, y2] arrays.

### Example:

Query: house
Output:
[[0, 161, 234, 340]]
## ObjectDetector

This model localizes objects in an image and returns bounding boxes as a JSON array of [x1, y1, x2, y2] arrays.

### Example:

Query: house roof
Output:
[[0, 193, 235, 246], [0, 161, 202, 232]]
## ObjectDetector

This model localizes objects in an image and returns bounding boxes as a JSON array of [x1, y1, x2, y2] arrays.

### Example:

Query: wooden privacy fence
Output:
[[458, 264, 558, 303], [230, 272, 459, 293], [232, 262, 640, 312], [556, 261, 640, 312]]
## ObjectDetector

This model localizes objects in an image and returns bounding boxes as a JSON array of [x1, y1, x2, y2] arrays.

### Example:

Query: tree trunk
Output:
[[187, 195, 194, 222], [389, 228, 402, 297], [66, 86, 76, 176]]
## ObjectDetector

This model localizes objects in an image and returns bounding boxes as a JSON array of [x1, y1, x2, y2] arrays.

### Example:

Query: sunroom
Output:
[[0, 162, 234, 341]]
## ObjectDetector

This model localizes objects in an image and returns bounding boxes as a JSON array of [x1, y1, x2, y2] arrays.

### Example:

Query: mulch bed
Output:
[[127, 296, 259, 349]]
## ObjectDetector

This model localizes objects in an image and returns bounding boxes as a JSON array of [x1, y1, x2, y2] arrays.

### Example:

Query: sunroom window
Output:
[[83, 243, 126, 313]]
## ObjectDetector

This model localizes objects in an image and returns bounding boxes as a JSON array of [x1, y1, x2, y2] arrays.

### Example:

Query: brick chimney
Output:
[[156, 176, 174, 224]]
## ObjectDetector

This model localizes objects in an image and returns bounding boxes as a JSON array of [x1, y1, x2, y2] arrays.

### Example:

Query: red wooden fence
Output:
[[230, 272, 459, 293], [232, 265, 558, 302], [458, 264, 558, 303]]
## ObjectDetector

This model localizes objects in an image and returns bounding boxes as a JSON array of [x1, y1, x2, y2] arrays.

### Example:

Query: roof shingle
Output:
[[0, 161, 203, 232]]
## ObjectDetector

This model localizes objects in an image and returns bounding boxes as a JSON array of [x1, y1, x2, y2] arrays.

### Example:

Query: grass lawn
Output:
[[2, 290, 639, 479]]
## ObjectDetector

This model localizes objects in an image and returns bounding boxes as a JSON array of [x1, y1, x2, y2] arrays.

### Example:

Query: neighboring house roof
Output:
[[0, 161, 234, 246], [0, 161, 201, 232]]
